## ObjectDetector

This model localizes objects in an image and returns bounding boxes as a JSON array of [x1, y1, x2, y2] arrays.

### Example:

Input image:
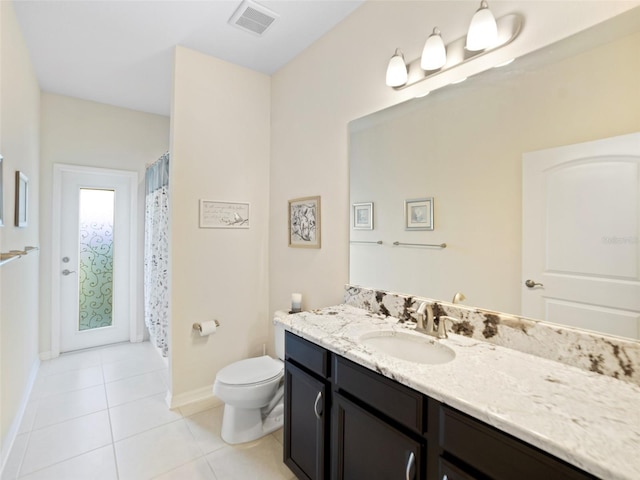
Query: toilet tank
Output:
[[274, 322, 286, 360]]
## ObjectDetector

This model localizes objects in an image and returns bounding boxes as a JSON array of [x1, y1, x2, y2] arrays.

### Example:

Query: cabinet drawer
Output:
[[440, 406, 595, 480], [285, 331, 330, 378], [333, 355, 426, 434], [439, 457, 480, 480]]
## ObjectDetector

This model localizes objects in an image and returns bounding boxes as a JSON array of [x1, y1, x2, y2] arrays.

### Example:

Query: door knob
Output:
[[525, 279, 543, 288], [61, 269, 76, 276]]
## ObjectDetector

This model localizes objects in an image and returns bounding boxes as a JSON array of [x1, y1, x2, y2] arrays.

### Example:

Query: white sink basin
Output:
[[359, 330, 455, 365]]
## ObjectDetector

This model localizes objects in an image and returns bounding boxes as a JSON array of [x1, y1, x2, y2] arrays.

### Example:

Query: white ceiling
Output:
[[13, 0, 364, 116]]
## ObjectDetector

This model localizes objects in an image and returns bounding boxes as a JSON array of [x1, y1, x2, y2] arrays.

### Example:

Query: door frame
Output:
[[51, 164, 141, 357]]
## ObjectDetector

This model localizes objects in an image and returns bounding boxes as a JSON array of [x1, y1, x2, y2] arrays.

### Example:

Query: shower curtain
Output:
[[144, 152, 170, 356]]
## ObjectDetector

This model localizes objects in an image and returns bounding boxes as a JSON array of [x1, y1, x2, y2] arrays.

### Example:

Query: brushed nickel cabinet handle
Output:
[[313, 391, 322, 419], [405, 451, 415, 480]]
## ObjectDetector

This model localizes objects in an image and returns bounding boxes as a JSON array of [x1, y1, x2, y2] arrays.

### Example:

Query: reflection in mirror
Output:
[[349, 8, 640, 340]]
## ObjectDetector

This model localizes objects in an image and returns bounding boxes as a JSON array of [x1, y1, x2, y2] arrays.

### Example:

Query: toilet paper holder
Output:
[[192, 320, 220, 332]]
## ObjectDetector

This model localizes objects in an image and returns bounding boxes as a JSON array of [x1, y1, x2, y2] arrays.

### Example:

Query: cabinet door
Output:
[[284, 361, 328, 480], [439, 458, 481, 480], [333, 393, 423, 480]]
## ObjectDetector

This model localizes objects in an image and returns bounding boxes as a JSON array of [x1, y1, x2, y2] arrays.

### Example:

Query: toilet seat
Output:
[[216, 355, 283, 386]]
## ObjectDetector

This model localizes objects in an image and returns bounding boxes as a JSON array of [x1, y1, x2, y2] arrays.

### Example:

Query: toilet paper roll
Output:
[[198, 320, 217, 336]]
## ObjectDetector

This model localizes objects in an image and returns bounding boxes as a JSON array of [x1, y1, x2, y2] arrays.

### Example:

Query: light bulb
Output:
[[386, 48, 408, 87], [421, 28, 446, 71], [466, 0, 498, 51]]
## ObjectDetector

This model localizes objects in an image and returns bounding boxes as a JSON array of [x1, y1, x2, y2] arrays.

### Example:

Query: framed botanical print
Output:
[[288, 196, 321, 248], [405, 197, 433, 231], [353, 202, 373, 230]]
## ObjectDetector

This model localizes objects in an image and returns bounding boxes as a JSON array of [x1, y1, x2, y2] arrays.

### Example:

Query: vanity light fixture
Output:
[[385, 7, 522, 91], [421, 28, 447, 71], [466, 1, 498, 51], [385, 48, 408, 87], [450, 77, 468, 85]]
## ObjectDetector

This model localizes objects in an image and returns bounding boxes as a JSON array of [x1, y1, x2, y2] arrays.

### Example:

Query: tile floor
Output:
[[3, 342, 295, 480]]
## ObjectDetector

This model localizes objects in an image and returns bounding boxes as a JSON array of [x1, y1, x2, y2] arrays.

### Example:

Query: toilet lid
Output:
[[217, 355, 283, 386]]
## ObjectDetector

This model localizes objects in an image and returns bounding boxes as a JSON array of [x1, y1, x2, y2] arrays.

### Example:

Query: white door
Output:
[[58, 167, 137, 352], [522, 133, 640, 339]]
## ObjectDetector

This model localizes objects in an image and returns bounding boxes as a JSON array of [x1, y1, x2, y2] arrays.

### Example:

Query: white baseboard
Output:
[[166, 385, 222, 410], [1, 357, 40, 476], [39, 350, 57, 361]]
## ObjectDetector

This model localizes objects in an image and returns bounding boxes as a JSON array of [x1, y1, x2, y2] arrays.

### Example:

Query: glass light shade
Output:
[[420, 28, 446, 71], [466, 1, 498, 51], [386, 49, 408, 87]]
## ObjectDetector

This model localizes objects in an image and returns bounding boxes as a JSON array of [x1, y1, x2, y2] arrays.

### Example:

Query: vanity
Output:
[[276, 298, 640, 480], [282, 10, 640, 478]]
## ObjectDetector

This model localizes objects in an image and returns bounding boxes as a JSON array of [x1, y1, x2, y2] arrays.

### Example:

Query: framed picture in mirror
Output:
[[405, 197, 433, 230], [15, 171, 28, 228], [353, 202, 373, 230]]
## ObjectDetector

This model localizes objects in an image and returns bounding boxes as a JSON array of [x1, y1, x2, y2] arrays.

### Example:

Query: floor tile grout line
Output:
[[25, 342, 164, 479], [103, 384, 121, 480], [16, 443, 114, 479], [11, 425, 34, 479], [103, 366, 169, 386], [106, 386, 170, 410], [25, 406, 111, 436], [149, 416, 213, 479], [21, 342, 159, 479], [147, 452, 216, 480], [110, 412, 185, 444], [14, 342, 295, 480]]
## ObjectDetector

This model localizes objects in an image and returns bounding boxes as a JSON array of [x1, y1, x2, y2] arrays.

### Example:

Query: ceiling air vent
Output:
[[229, 0, 279, 36]]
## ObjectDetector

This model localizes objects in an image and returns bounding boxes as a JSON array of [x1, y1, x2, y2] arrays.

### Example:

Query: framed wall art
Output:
[[405, 197, 433, 231], [15, 171, 28, 228], [353, 202, 373, 230], [288, 196, 321, 248], [199, 200, 250, 228]]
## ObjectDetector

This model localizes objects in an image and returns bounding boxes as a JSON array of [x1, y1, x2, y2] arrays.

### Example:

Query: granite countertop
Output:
[[274, 304, 640, 480]]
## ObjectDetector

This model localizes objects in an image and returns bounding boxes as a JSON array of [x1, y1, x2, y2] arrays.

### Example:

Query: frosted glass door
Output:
[[59, 168, 134, 352], [78, 188, 115, 331]]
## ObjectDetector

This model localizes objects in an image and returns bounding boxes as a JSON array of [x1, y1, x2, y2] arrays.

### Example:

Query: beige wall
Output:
[[169, 46, 271, 404], [39, 93, 170, 357], [1, 0, 637, 447], [350, 31, 640, 315], [0, 0, 40, 465], [268, 1, 640, 318]]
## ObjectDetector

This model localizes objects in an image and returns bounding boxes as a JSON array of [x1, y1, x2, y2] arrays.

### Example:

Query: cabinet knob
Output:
[[313, 391, 323, 419], [405, 451, 415, 480]]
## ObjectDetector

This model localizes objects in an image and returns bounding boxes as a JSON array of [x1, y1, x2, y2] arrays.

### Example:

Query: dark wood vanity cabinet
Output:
[[332, 393, 423, 479], [332, 355, 428, 479], [283, 331, 594, 480], [439, 407, 596, 480], [284, 332, 331, 480]]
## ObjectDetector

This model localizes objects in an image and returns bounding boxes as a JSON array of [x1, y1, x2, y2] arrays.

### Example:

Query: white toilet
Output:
[[213, 323, 286, 444]]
